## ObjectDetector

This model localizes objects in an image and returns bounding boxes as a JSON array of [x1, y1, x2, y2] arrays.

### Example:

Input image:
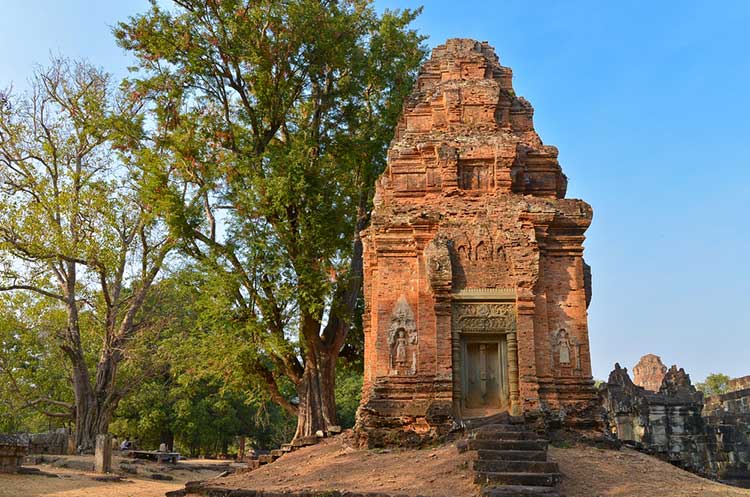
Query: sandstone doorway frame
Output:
[[451, 289, 520, 421]]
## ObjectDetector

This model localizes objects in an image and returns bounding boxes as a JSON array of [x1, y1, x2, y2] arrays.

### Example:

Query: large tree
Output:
[[115, 0, 425, 438], [0, 59, 174, 450]]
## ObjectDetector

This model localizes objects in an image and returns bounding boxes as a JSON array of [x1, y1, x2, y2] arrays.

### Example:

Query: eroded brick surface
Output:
[[355, 39, 598, 447], [632, 354, 668, 392]]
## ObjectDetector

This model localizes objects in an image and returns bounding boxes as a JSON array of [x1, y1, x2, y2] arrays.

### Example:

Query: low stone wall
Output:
[[601, 364, 750, 487], [29, 430, 70, 455], [0, 434, 29, 473]]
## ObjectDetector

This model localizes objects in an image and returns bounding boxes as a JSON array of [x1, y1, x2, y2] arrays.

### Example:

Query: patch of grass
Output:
[[551, 440, 573, 449]]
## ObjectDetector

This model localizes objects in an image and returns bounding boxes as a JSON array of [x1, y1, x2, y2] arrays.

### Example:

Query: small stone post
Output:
[[67, 433, 77, 455], [94, 434, 112, 473]]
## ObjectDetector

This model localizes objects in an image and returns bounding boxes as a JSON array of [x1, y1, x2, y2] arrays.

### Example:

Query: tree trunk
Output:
[[161, 429, 174, 451], [319, 346, 338, 427], [71, 350, 120, 452], [293, 336, 340, 440], [237, 436, 246, 461], [294, 355, 327, 440]]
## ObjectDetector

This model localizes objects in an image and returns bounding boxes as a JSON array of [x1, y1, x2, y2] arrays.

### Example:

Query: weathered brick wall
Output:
[[356, 39, 598, 447]]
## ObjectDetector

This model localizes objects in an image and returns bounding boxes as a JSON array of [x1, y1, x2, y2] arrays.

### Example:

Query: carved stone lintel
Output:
[[453, 302, 516, 334]]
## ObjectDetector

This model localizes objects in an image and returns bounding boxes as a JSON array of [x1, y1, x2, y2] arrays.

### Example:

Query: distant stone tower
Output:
[[355, 39, 598, 447], [632, 354, 667, 392]]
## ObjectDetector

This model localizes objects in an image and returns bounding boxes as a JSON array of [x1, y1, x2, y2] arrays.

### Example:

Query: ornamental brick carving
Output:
[[452, 303, 516, 334], [356, 39, 598, 447]]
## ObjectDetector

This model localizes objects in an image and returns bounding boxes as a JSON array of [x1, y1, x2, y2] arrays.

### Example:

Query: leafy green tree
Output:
[[0, 59, 175, 449], [115, 0, 426, 438], [334, 364, 363, 429], [111, 268, 294, 454], [0, 294, 74, 431], [696, 373, 731, 397]]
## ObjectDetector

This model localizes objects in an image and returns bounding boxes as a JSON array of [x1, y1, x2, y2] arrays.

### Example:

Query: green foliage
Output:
[[695, 373, 731, 397], [0, 294, 74, 432], [114, 0, 427, 429], [0, 0, 427, 444], [112, 268, 295, 454], [335, 365, 363, 429]]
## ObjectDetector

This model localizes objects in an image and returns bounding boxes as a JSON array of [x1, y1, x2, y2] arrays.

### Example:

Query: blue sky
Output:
[[1, 1, 748, 382]]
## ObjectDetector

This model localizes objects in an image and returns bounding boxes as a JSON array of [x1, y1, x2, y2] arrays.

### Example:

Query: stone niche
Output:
[[355, 39, 599, 448]]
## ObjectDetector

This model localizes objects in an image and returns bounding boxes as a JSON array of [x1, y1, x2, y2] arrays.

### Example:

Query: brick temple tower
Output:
[[355, 39, 598, 447]]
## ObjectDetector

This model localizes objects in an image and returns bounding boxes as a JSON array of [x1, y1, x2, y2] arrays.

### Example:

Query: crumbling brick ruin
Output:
[[355, 39, 599, 448], [632, 353, 667, 392], [601, 358, 750, 488]]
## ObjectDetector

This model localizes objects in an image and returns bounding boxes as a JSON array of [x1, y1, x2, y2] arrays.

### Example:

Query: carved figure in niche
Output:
[[395, 329, 407, 368], [552, 328, 581, 370], [388, 295, 418, 375], [559, 331, 571, 364]]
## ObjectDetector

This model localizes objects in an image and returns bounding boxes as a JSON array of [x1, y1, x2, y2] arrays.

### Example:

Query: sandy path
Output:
[[0, 457, 225, 497]]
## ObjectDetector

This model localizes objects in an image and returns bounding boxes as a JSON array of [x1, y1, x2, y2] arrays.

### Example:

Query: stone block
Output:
[[94, 434, 112, 474]]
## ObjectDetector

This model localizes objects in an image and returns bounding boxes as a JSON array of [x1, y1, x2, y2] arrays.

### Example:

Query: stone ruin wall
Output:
[[356, 39, 599, 448], [601, 358, 750, 488], [703, 376, 750, 487], [0, 434, 28, 473]]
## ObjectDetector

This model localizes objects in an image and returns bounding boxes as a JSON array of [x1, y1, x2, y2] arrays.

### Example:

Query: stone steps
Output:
[[475, 449, 548, 461], [474, 423, 529, 433], [473, 459, 559, 473], [474, 430, 541, 441], [468, 439, 549, 451], [474, 471, 561, 486], [463, 412, 526, 430], [466, 419, 564, 497], [482, 485, 562, 496]]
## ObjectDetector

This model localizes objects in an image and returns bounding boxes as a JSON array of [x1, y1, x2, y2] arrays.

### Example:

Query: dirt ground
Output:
[[200, 434, 750, 497], [550, 444, 750, 497], [205, 433, 478, 497], [0, 454, 227, 497], [4, 438, 750, 497]]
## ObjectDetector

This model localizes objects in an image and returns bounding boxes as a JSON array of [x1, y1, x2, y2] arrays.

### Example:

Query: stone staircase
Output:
[[463, 414, 564, 497], [246, 431, 337, 469]]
